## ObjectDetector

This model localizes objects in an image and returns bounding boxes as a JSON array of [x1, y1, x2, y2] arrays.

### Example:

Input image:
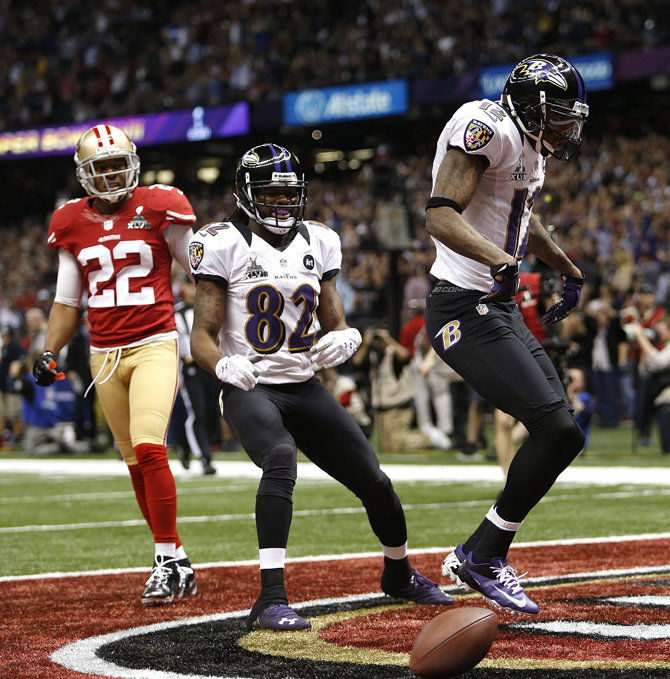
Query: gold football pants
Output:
[[90, 340, 179, 465]]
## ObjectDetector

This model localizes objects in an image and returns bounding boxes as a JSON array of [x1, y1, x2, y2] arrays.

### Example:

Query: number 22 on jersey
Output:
[[245, 283, 317, 354], [78, 240, 155, 308]]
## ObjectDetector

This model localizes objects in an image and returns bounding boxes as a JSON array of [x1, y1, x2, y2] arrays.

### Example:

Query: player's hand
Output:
[[311, 328, 362, 370], [479, 262, 520, 304], [215, 354, 260, 391], [33, 351, 66, 387], [542, 276, 584, 324]]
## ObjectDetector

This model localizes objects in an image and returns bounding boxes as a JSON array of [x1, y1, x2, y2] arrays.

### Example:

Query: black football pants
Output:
[[220, 376, 408, 550]]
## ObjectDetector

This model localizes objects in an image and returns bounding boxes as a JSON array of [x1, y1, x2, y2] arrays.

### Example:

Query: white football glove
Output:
[[311, 327, 362, 370], [215, 354, 260, 391]]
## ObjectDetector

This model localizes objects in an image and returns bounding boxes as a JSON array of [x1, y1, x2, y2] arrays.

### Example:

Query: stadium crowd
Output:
[[2, 126, 670, 456], [3, 0, 669, 130]]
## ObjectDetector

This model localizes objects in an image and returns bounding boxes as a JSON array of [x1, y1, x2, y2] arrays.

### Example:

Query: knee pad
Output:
[[528, 407, 585, 462], [257, 441, 297, 500], [357, 473, 397, 511]]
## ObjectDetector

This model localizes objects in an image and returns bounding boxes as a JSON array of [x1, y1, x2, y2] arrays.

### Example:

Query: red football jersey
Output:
[[48, 185, 196, 349]]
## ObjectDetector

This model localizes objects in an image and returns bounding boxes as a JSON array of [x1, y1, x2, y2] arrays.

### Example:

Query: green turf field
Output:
[[1, 420, 669, 578]]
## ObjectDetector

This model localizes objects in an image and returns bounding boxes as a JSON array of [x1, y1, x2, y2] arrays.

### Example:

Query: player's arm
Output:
[[190, 280, 258, 391], [43, 303, 80, 354], [315, 276, 348, 333], [311, 277, 361, 369], [528, 214, 585, 324], [164, 224, 195, 282], [426, 147, 515, 268], [526, 214, 582, 278], [34, 249, 82, 386]]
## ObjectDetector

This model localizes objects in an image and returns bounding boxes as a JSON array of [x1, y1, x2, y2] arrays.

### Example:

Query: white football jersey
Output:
[[430, 98, 546, 292], [189, 220, 341, 384]]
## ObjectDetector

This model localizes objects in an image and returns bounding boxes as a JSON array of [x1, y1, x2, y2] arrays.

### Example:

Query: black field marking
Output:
[[94, 592, 670, 679]]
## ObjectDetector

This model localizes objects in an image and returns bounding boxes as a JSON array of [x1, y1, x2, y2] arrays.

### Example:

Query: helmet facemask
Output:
[[507, 91, 589, 161]]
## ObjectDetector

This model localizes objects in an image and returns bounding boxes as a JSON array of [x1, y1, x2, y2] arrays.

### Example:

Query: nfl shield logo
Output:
[[476, 303, 489, 316], [189, 242, 204, 270], [464, 120, 494, 151], [280, 258, 288, 268]]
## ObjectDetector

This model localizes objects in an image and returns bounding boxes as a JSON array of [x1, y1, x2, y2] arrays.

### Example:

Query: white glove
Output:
[[311, 328, 362, 370], [215, 354, 260, 391]]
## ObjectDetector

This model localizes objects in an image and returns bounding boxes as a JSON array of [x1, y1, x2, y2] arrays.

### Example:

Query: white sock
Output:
[[259, 547, 286, 570], [381, 542, 408, 560], [154, 542, 176, 560], [175, 545, 187, 561], [486, 505, 523, 532]]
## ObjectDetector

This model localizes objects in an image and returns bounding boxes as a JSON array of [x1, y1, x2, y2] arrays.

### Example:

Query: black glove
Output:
[[542, 276, 584, 324], [32, 351, 66, 387], [479, 262, 520, 304]]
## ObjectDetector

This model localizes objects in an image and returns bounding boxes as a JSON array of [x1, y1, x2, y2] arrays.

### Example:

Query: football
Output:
[[409, 607, 499, 678]]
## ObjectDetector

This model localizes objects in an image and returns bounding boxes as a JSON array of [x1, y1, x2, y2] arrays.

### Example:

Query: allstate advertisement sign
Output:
[[479, 53, 614, 100], [284, 80, 408, 126]]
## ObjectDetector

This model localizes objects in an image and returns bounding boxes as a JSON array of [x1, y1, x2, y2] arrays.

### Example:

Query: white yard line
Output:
[[1, 457, 669, 485], [4, 532, 670, 583], [1, 487, 669, 534]]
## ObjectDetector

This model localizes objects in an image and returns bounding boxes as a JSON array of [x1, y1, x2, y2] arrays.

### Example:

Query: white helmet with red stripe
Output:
[[74, 124, 140, 203]]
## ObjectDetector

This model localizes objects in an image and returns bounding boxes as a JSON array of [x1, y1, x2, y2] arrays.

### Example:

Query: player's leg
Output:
[[127, 340, 196, 604], [426, 292, 584, 613], [220, 383, 309, 631], [289, 377, 452, 606]]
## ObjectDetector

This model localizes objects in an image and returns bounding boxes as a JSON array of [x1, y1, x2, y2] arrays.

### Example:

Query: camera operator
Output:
[[353, 325, 431, 452], [627, 317, 670, 455]]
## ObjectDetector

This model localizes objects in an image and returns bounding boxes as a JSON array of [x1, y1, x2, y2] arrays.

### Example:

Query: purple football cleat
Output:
[[383, 569, 454, 605], [442, 544, 539, 615], [252, 603, 312, 631]]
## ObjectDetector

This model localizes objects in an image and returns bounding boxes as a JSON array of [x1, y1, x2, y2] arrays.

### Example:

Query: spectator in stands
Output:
[[584, 304, 628, 427], [355, 325, 432, 453], [400, 299, 451, 450], [173, 278, 219, 475], [566, 366, 595, 454], [320, 367, 372, 438], [627, 284, 666, 443], [15, 352, 81, 456], [0, 325, 25, 448], [627, 316, 670, 454]]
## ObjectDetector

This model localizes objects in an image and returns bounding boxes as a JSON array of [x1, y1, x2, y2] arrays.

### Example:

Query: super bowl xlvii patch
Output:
[[464, 120, 495, 151], [189, 241, 204, 270]]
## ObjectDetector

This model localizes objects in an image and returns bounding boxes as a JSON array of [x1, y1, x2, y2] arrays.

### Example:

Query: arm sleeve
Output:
[[54, 249, 84, 307], [320, 227, 342, 280], [164, 223, 194, 279]]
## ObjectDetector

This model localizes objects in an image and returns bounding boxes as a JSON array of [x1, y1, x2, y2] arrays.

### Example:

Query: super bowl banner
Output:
[[0, 102, 250, 160]]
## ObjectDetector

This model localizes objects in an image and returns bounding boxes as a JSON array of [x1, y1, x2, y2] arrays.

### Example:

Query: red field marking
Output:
[[2, 539, 669, 679]]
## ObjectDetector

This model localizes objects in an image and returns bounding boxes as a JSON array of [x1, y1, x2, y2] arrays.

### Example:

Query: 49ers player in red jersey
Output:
[[33, 124, 198, 606]]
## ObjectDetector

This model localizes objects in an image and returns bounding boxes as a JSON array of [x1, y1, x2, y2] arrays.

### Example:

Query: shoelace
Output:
[[145, 564, 173, 588], [176, 565, 192, 587], [491, 563, 528, 596]]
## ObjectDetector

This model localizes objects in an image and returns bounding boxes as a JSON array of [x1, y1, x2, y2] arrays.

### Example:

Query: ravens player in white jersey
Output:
[[189, 143, 452, 631], [425, 55, 589, 614]]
